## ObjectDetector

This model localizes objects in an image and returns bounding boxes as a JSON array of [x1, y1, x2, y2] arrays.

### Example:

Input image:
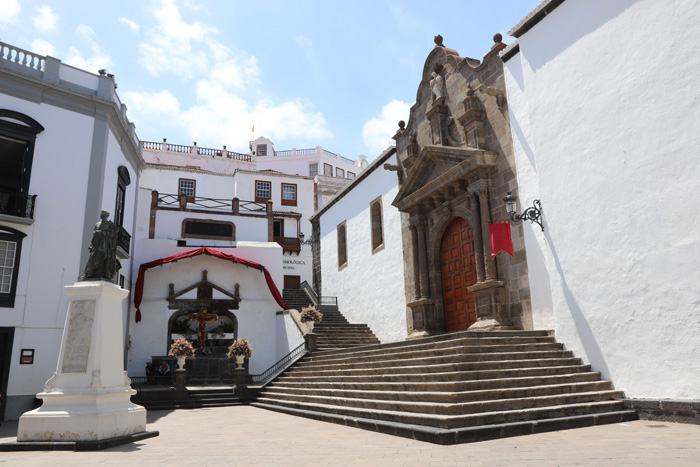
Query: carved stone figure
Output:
[[430, 72, 444, 101], [82, 210, 121, 282]]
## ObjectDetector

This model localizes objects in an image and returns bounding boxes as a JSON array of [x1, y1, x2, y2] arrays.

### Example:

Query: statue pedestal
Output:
[[18, 281, 148, 442]]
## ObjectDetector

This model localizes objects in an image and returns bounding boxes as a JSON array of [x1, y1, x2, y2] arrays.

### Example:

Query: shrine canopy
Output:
[[133, 247, 287, 322]]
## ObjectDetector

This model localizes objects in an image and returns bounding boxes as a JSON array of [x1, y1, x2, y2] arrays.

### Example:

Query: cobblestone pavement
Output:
[[1, 406, 699, 466]]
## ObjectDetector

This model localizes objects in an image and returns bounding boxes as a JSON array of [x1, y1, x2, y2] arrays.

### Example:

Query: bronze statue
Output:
[[82, 210, 121, 282]]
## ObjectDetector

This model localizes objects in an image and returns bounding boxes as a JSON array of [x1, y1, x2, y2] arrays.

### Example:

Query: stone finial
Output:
[[434, 35, 444, 47], [493, 33, 503, 44], [398, 120, 406, 130], [202, 270, 208, 281]]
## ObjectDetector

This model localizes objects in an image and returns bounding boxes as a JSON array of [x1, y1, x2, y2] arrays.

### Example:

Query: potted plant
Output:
[[300, 305, 323, 332], [227, 338, 252, 368], [168, 338, 195, 370]]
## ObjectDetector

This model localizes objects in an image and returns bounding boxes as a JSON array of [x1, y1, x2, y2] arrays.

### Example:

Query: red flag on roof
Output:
[[489, 220, 514, 258]]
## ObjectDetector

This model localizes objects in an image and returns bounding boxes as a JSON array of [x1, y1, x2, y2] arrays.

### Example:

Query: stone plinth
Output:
[[467, 280, 519, 331], [18, 281, 147, 442]]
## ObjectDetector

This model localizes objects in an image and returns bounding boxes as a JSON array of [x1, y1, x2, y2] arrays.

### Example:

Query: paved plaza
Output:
[[0, 406, 698, 466]]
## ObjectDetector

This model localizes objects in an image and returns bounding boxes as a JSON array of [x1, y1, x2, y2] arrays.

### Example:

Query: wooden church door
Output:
[[440, 217, 477, 332]]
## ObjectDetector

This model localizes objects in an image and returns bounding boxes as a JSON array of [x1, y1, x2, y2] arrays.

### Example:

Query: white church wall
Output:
[[318, 151, 407, 343], [127, 241, 285, 376], [503, 0, 700, 399], [152, 209, 268, 243]]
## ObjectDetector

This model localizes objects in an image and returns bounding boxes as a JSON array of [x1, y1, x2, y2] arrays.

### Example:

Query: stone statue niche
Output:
[[82, 210, 121, 282]]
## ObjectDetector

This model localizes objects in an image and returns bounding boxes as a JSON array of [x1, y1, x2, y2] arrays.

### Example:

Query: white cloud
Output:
[[119, 17, 140, 33], [362, 99, 411, 155], [127, 0, 331, 149], [0, 0, 20, 24], [295, 35, 312, 48], [65, 25, 113, 73], [30, 39, 56, 57], [32, 5, 58, 32]]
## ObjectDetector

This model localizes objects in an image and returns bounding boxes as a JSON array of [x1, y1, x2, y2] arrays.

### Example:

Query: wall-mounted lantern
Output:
[[503, 192, 544, 231], [299, 232, 314, 246]]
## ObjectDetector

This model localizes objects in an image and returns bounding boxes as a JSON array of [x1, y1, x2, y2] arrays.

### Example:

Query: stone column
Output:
[[416, 221, 430, 298], [470, 194, 485, 282], [476, 188, 497, 280], [410, 224, 421, 299]]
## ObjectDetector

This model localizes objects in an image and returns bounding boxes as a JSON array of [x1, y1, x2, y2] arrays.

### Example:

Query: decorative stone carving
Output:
[[430, 72, 445, 101]]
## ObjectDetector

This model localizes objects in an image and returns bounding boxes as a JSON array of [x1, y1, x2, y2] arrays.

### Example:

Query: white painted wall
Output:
[[127, 241, 285, 375], [319, 153, 407, 343], [503, 0, 700, 399]]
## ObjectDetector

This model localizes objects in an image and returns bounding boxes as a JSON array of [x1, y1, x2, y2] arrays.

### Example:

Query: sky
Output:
[[0, 0, 540, 161]]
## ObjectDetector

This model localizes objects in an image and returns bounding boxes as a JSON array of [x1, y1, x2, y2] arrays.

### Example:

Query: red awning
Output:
[[133, 247, 287, 322]]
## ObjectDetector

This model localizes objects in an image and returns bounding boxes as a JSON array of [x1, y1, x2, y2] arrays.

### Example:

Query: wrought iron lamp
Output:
[[503, 192, 544, 231], [299, 232, 314, 246]]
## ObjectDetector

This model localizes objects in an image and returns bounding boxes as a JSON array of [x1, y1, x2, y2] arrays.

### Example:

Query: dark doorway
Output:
[[0, 327, 15, 421], [284, 275, 300, 289], [273, 219, 284, 237]]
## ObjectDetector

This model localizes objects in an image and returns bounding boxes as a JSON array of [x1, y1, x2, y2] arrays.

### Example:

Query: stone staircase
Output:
[[253, 330, 636, 444], [282, 288, 314, 311], [135, 387, 246, 411]]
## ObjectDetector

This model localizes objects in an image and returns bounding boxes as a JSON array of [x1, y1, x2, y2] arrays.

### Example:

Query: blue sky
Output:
[[0, 0, 539, 161]]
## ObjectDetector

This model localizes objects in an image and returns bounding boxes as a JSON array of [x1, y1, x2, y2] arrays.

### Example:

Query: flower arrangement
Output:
[[227, 338, 252, 358], [168, 338, 195, 358], [300, 305, 323, 323]]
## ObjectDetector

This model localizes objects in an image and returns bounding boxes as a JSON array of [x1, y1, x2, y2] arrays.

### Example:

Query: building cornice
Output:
[[508, 0, 567, 38]]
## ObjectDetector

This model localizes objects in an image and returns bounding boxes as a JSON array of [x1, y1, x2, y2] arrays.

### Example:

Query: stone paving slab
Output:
[[0, 406, 699, 466]]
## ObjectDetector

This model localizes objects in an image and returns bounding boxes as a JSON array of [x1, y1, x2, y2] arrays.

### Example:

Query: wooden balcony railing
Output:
[[274, 236, 301, 253]]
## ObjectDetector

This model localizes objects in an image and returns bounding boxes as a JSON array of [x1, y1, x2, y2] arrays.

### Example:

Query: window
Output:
[[347, 171, 356, 179], [336, 168, 345, 178], [114, 166, 131, 228], [255, 180, 271, 202], [256, 144, 267, 156], [179, 178, 196, 200], [281, 183, 297, 206], [0, 225, 26, 307], [370, 197, 384, 253], [337, 221, 347, 269], [182, 219, 235, 241], [309, 163, 318, 177], [0, 110, 44, 219], [324, 163, 333, 176], [273, 219, 284, 237]]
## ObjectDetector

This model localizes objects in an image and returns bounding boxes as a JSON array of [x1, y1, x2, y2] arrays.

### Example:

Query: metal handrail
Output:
[[249, 342, 306, 386]]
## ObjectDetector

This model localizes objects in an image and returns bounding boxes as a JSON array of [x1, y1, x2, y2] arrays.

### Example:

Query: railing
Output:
[[340, 156, 354, 165], [117, 226, 131, 253], [249, 342, 306, 385], [0, 41, 44, 71], [274, 236, 301, 253], [296, 149, 316, 155], [297, 281, 318, 306], [142, 141, 253, 162], [322, 149, 337, 157], [0, 192, 36, 219], [238, 200, 266, 213], [156, 193, 267, 215], [275, 150, 293, 156]]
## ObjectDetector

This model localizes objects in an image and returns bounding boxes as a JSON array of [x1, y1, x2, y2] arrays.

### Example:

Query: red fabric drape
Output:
[[489, 220, 515, 258], [133, 247, 287, 322]]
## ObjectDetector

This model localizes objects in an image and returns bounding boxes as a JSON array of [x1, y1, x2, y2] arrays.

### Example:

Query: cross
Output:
[[188, 306, 218, 352]]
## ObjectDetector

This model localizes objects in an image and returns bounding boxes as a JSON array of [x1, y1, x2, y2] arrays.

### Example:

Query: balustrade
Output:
[[0, 41, 44, 71]]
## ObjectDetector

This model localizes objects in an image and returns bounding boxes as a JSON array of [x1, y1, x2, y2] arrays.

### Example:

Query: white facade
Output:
[[0, 43, 142, 419], [503, 0, 700, 399], [313, 148, 407, 343]]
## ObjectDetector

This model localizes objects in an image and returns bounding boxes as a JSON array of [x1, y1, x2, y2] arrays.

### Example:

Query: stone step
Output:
[[278, 363, 592, 383], [289, 352, 577, 375], [250, 402, 637, 445], [267, 371, 603, 393], [265, 380, 613, 403], [254, 397, 627, 429]]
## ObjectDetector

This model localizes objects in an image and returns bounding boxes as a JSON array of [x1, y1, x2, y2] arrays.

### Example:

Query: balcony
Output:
[[274, 236, 301, 254], [0, 191, 36, 223]]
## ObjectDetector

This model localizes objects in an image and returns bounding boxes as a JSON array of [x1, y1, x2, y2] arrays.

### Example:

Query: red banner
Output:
[[133, 247, 287, 322], [489, 220, 514, 258]]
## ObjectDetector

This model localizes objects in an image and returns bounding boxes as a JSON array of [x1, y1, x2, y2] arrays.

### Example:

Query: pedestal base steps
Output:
[[132, 387, 252, 411], [253, 330, 637, 445]]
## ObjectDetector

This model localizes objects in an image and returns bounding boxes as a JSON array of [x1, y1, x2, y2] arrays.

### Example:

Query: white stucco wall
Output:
[[319, 153, 407, 343], [503, 0, 700, 399], [127, 241, 286, 375]]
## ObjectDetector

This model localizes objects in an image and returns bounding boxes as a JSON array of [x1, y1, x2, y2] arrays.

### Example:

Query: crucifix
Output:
[[188, 306, 218, 352]]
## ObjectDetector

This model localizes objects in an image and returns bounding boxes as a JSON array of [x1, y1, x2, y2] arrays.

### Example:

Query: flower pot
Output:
[[176, 355, 186, 370], [235, 355, 245, 368], [306, 321, 314, 332]]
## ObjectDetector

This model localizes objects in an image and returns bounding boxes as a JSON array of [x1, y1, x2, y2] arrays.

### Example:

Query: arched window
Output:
[[337, 221, 347, 269]]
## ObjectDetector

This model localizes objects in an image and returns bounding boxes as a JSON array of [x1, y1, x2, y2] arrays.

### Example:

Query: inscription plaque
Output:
[[61, 299, 95, 373]]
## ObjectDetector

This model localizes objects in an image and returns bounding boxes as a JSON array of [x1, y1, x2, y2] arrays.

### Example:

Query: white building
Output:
[[310, 147, 407, 343], [501, 0, 700, 401], [0, 42, 142, 420]]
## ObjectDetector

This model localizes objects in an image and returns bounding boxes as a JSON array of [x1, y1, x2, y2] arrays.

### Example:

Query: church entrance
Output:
[[440, 217, 477, 332]]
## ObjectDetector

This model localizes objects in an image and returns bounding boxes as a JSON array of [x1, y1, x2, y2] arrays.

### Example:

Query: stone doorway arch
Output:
[[439, 217, 478, 331]]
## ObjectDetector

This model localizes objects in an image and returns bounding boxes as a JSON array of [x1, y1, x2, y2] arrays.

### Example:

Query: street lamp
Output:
[[299, 232, 314, 246], [503, 192, 544, 231]]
